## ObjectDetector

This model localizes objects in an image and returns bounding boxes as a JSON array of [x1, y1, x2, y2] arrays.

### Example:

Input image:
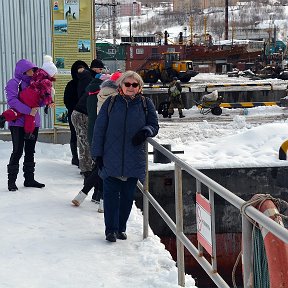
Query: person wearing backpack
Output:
[[91, 70, 159, 242], [168, 77, 185, 118]]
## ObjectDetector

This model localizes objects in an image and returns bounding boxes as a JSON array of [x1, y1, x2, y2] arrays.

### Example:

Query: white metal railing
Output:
[[137, 138, 288, 288]]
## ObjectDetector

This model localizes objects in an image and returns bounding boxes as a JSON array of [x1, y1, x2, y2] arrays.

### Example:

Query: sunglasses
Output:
[[124, 82, 139, 88]]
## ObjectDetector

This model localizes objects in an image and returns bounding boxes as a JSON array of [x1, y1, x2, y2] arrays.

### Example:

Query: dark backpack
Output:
[[107, 94, 148, 119]]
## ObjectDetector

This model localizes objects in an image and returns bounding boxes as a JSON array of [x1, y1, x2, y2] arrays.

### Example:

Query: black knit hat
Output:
[[90, 59, 104, 69]]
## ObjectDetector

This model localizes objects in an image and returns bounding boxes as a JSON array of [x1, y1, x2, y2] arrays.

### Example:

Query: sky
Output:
[[1, 96, 288, 287]]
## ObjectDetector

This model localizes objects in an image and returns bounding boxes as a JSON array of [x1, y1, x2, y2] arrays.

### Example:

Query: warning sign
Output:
[[196, 193, 212, 255]]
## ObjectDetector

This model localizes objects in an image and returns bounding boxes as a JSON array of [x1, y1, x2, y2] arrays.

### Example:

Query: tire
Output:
[[167, 69, 178, 82], [211, 106, 222, 116], [178, 74, 191, 83], [160, 70, 169, 84], [145, 70, 158, 83]]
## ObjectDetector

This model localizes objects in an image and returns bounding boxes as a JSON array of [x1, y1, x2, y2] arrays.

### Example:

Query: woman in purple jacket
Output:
[[5, 59, 45, 191]]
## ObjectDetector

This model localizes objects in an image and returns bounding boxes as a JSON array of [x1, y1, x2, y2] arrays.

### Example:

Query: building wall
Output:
[[173, 0, 238, 12], [0, 0, 52, 127]]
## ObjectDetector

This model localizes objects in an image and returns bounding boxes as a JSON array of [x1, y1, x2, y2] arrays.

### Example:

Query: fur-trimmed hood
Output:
[[100, 79, 118, 90]]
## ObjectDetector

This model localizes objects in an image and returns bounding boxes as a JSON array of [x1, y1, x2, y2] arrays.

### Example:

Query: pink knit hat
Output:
[[100, 74, 111, 81], [110, 71, 122, 81]]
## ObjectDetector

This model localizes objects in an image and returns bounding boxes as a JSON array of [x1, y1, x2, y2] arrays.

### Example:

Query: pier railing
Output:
[[137, 138, 288, 287]]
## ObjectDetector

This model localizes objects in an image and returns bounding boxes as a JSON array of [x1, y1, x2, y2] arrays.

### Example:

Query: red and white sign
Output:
[[196, 193, 212, 255]]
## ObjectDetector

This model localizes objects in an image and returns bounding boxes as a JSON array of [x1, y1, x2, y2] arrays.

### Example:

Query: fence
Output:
[[137, 138, 288, 287]]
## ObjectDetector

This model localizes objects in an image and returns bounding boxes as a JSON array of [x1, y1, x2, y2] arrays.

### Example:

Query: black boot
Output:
[[7, 164, 19, 191], [0, 115, 6, 129], [179, 111, 185, 118], [23, 162, 45, 188], [70, 142, 79, 166]]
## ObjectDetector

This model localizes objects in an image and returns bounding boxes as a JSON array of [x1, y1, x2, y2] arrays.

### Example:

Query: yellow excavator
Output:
[[137, 52, 198, 83]]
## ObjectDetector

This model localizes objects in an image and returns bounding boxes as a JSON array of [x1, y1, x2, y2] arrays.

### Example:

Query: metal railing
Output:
[[137, 138, 288, 287]]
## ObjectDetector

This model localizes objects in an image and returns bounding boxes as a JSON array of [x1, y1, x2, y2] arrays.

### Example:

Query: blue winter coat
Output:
[[91, 94, 159, 183]]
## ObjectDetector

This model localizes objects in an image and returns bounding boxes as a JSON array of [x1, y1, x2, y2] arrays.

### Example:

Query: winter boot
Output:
[[179, 112, 185, 118], [7, 164, 19, 191], [0, 115, 6, 129], [23, 162, 45, 188], [98, 198, 104, 213], [72, 191, 88, 206], [70, 142, 79, 166]]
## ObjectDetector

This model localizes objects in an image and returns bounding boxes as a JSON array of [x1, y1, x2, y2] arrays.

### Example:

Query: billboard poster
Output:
[[51, 0, 95, 126]]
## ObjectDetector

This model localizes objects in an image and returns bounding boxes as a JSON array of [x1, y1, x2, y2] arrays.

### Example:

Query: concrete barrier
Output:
[[0, 128, 71, 144]]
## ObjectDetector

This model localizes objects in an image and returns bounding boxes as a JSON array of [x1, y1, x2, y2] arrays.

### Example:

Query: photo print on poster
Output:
[[64, 0, 79, 21], [78, 40, 91, 52], [54, 20, 68, 34]]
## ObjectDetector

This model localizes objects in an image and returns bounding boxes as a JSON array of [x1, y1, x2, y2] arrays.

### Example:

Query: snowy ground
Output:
[[0, 141, 196, 288]]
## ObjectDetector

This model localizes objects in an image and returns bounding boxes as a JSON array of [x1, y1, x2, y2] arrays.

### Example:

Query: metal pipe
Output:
[[209, 189, 217, 272], [242, 215, 253, 288], [175, 164, 185, 286], [142, 141, 149, 239]]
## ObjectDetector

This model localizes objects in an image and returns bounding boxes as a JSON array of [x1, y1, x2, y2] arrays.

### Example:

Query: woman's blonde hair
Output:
[[116, 70, 144, 88]]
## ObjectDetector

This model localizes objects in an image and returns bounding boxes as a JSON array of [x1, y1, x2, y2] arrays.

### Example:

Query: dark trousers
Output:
[[68, 113, 77, 144], [82, 165, 103, 200], [103, 176, 138, 235], [9, 126, 38, 165]]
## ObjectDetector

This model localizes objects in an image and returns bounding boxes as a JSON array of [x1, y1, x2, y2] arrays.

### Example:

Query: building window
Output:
[[167, 47, 175, 52], [108, 49, 116, 54], [136, 48, 144, 54]]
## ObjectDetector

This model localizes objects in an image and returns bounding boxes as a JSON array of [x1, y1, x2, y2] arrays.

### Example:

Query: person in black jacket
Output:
[[64, 60, 89, 166], [71, 59, 104, 195]]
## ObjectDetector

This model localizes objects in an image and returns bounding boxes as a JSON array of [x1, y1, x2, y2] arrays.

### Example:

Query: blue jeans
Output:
[[103, 176, 138, 235]]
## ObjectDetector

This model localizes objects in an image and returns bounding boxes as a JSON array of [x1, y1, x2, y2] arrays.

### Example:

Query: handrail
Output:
[[137, 137, 288, 287], [204, 82, 273, 92]]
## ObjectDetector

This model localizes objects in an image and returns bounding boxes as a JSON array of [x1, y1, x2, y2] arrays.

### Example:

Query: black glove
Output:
[[95, 156, 103, 170], [44, 105, 49, 114], [132, 130, 148, 146]]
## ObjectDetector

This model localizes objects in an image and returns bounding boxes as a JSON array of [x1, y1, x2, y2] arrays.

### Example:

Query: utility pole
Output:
[[95, 1, 119, 45], [111, 0, 117, 45], [225, 0, 229, 40]]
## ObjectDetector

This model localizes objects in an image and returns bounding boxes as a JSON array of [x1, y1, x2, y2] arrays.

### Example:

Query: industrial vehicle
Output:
[[137, 52, 198, 83]]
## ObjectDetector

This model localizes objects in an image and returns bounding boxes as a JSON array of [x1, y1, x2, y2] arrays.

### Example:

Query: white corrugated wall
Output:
[[0, 0, 52, 128]]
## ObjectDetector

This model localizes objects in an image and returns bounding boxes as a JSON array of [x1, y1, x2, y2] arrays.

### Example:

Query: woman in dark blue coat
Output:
[[91, 70, 159, 242]]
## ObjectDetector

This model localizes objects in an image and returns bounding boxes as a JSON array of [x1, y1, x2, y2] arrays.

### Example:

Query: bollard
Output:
[[153, 144, 172, 163]]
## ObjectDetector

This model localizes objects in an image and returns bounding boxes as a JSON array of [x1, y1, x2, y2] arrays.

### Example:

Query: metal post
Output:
[[175, 164, 185, 287], [143, 141, 149, 239], [209, 189, 217, 272], [53, 127, 57, 144], [242, 215, 253, 288], [196, 180, 204, 256]]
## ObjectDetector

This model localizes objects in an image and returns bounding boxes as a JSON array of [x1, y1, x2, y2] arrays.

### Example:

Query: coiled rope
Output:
[[232, 194, 288, 288]]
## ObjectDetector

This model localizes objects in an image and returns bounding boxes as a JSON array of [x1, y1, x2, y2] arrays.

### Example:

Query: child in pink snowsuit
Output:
[[0, 55, 57, 139]]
